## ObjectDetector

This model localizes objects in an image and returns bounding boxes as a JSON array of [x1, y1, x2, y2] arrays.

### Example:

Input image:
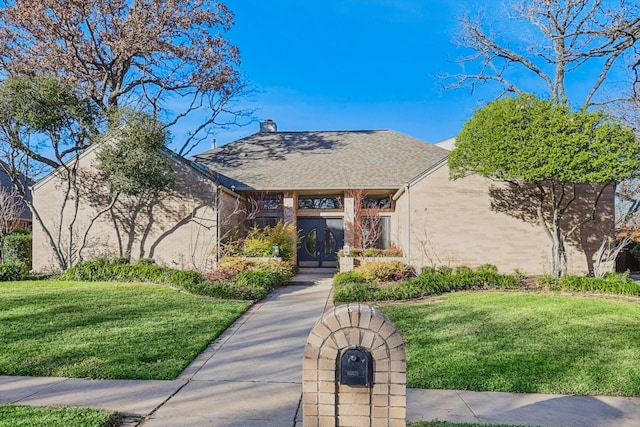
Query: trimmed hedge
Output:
[[334, 264, 522, 303], [538, 273, 640, 296], [58, 256, 295, 301], [0, 263, 26, 281], [3, 230, 32, 269]]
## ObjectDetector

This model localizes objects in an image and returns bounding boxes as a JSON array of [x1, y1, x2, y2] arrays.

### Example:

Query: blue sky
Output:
[[197, 0, 493, 150]]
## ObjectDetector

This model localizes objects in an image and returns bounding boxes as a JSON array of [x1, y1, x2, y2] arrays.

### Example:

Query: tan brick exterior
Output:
[[32, 145, 231, 272], [303, 303, 406, 427], [391, 162, 615, 276], [31, 142, 615, 276]]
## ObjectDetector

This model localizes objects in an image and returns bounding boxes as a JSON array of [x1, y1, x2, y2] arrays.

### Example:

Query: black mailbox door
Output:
[[339, 347, 373, 386]]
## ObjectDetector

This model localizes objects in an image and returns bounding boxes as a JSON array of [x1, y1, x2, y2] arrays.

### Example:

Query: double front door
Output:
[[297, 218, 344, 268]]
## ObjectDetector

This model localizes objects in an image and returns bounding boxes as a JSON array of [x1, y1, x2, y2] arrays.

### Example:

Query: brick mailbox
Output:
[[302, 303, 406, 427]]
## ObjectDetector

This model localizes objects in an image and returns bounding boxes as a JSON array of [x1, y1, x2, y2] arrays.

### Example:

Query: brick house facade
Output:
[[32, 121, 613, 275]]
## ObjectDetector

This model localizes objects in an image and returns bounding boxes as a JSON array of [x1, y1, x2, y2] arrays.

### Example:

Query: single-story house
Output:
[[32, 120, 613, 275]]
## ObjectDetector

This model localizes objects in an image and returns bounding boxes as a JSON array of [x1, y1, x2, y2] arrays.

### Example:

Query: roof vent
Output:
[[259, 119, 277, 133]]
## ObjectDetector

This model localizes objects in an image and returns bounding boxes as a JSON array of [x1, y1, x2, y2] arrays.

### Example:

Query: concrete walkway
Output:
[[2, 271, 640, 426]]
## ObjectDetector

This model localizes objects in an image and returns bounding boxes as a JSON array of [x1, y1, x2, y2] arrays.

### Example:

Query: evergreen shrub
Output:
[[0, 263, 26, 281], [3, 230, 32, 268]]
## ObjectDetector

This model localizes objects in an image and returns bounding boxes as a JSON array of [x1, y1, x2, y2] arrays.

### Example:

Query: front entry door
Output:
[[298, 218, 344, 268]]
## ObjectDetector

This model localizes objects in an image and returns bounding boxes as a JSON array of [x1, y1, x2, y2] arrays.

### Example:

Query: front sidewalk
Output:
[[3, 272, 640, 426]]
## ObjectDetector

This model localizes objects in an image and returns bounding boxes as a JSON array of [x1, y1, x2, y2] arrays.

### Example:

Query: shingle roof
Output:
[[190, 130, 449, 191]]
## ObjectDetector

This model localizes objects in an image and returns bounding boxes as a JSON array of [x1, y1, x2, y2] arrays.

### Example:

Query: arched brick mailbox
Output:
[[302, 303, 406, 427]]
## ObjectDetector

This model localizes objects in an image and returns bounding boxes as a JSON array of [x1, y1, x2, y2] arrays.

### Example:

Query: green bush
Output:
[[235, 270, 281, 290], [334, 264, 521, 303], [338, 246, 403, 257], [538, 273, 640, 296], [3, 230, 32, 269], [240, 221, 298, 261], [333, 271, 367, 286], [333, 281, 379, 302], [165, 270, 205, 289], [57, 257, 204, 287], [58, 256, 132, 281], [0, 263, 26, 281], [59, 256, 294, 301], [355, 261, 411, 282]]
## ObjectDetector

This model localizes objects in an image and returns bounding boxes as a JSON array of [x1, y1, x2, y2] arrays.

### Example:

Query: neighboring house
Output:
[[0, 163, 32, 230], [32, 120, 614, 275]]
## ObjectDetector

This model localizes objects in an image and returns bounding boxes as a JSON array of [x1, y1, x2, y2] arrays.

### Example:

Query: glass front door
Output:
[[297, 218, 344, 267]]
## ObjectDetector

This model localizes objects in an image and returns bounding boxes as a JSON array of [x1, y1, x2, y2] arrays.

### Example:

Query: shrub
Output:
[[538, 273, 640, 296], [3, 230, 32, 269], [165, 270, 205, 289], [253, 259, 296, 279], [58, 256, 129, 281], [333, 281, 378, 303], [338, 246, 403, 257], [0, 263, 26, 281], [334, 264, 521, 303], [240, 221, 298, 261], [355, 261, 410, 282], [58, 256, 294, 301], [334, 271, 367, 286], [183, 280, 259, 300]]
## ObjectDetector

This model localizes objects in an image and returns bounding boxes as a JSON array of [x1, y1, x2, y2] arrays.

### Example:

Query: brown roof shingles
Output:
[[190, 130, 449, 191]]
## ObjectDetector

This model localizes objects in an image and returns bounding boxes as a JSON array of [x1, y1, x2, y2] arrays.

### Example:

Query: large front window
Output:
[[362, 216, 390, 249], [298, 195, 343, 210]]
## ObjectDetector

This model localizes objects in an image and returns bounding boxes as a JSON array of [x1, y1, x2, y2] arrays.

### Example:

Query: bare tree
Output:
[[0, 185, 26, 262], [0, 0, 251, 156], [449, 0, 640, 109], [348, 189, 385, 249]]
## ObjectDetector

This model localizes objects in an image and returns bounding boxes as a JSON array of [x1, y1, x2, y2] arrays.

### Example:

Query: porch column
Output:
[[343, 194, 355, 247]]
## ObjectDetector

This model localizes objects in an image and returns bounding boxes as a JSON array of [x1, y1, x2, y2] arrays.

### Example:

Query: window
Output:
[[361, 195, 392, 209], [298, 195, 343, 210], [362, 216, 390, 249], [258, 193, 283, 211]]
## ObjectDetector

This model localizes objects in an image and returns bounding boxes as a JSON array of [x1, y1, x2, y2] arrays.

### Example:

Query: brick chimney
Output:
[[259, 119, 277, 133]]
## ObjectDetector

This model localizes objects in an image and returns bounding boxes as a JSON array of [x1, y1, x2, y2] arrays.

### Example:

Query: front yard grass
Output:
[[409, 422, 530, 427], [382, 292, 640, 396], [0, 404, 120, 427], [0, 281, 250, 380]]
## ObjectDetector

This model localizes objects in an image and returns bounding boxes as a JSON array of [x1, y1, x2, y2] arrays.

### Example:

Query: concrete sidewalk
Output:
[[2, 270, 640, 426]]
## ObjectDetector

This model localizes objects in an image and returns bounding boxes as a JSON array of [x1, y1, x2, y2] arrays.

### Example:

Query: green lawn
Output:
[[409, 423, 531, 427], [0, 405, 120, 427], [383, 292, 640, 396], [0, 281, 250, 380]]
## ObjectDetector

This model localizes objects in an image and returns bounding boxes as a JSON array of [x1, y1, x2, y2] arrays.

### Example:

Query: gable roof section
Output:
[[191, 130, 449, 191]]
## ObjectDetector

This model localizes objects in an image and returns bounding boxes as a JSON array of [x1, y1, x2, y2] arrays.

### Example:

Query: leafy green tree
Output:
[[98, 109, 175, 198], [0, 76, 102, 269], [77, 109, 175, 263], [449, 94, 640, 277]]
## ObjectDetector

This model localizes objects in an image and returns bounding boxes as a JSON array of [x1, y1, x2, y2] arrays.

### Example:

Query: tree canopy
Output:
[[450, 94, 640, 184], [449, 94, 640, 277], [0, 0, 247, 155], [98, 109, 175, 198]]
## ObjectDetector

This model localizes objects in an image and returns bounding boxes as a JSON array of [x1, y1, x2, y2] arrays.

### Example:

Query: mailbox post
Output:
[[303, 303, 406, 426]]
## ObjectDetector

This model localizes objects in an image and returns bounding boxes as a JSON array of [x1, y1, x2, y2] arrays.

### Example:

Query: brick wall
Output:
[[32, 146, 219, 272], [303, 303, 406, 427], [392, 163, 615, 276]]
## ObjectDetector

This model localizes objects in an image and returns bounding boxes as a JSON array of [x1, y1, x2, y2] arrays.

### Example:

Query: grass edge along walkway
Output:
[[383, 291, 640, 397], [0, 404, 122, 427], [0, 280, 250, 380]]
